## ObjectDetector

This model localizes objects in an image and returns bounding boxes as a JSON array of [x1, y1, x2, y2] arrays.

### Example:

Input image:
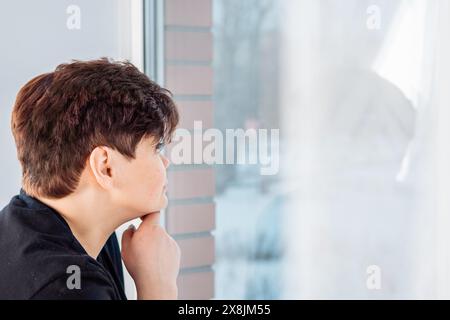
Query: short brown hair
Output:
[[11, 58, 179, 199]]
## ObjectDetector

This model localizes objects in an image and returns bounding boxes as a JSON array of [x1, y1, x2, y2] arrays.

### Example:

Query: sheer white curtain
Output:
[[416, 0, 450, 299], [389, 0, 450, 299], [280, 0, 450, 299]]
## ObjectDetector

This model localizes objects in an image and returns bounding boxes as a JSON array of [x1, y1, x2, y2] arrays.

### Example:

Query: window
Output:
[[212, 0, 450, 299]]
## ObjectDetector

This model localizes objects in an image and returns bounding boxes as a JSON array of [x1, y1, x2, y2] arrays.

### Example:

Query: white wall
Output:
[[0, 0, 141, 205], [0, 0, 142, 299]]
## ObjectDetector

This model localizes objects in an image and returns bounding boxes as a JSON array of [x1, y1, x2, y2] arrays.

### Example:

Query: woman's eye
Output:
[[156, 142, 165, 153]]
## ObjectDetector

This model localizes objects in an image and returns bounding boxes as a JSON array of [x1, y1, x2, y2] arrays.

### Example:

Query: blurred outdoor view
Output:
[[212, 0, 446, 299], [213, 0, 284, 299]]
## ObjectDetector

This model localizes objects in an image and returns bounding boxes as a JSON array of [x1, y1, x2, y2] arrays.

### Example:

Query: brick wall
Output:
[[164, 0, 216, 300]]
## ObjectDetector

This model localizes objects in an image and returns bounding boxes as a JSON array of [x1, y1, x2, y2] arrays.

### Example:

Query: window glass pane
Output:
[[213, 0, 437, 299]]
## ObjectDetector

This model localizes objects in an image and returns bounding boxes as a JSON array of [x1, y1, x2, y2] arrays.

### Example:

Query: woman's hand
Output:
[[121, 212, 181, 300]]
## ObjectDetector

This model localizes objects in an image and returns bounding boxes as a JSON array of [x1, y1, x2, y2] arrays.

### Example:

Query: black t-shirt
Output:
[[0, 189, 127, 300]]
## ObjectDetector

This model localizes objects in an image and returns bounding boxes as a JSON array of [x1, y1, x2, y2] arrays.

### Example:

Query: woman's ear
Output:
[[88, 146, 114, 190]]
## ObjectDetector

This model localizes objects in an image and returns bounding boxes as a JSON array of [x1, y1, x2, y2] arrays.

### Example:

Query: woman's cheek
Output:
[[150, 162, 165, 191]]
